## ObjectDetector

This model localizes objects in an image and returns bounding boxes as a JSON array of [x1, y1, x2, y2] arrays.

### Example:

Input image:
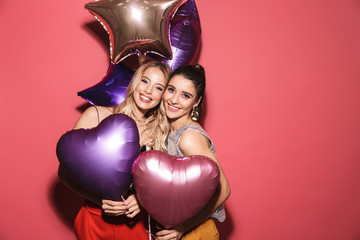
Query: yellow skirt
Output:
[[181, 219, 219, 240]]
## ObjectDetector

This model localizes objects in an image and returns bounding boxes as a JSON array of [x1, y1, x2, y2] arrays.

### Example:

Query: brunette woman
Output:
[[156, 64, 231, 240]]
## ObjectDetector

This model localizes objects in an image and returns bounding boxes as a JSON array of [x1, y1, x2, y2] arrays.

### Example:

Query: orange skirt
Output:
[[181, 219, 219, 240], [74, 200, 149, 240]]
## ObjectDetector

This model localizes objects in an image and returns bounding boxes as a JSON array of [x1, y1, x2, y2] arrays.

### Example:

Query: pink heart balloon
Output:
[[132, 150, 220, 228], [56, 114, 140, 201]]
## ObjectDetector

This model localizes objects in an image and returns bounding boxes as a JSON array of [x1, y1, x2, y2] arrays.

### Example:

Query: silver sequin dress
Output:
[[166, 124, 226, 222]]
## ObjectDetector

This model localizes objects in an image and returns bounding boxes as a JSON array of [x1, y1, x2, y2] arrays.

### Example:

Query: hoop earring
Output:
[[191, 106, 200, 122]]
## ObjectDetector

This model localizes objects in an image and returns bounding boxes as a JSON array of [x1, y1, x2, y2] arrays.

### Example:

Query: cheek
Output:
[[162, 92, 170, 101], [133, 85, 141, 95], [135, 82, 147, 91], [152, 91, 163, 101], [182, 100, 195, 110]]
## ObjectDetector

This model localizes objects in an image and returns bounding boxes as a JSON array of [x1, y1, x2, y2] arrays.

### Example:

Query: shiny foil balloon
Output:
[[85, 0, 186, 64], [164, 0, 201, 70], [77, 62, 134, 107], [56, 114, 140, 200], [132, 150, 220, 228]]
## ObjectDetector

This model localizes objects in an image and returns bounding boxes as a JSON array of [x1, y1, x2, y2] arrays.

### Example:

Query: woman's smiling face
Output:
[[163, 74, 199, 122], [133, 67, 167, 113]]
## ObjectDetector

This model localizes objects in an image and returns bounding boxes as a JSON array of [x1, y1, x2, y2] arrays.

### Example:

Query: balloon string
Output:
[[122, 194, 155, 239], [123, 191, 157, 239], [147, 214, 158, 240]]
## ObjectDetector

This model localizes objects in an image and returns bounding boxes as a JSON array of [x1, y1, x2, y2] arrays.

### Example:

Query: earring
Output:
[[191, 106, 200, 122]]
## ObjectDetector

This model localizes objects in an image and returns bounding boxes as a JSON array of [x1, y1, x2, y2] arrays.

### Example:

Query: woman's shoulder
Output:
[[83, 106, 114, 121], [180, 124, 209, 140], [180, 128, 209, 144], [176, 123, 205, 134], [95, 105, 114, 113], [74, 106, 114, 129], [179, 126, 211, 153], [81, 105, 112, 114]]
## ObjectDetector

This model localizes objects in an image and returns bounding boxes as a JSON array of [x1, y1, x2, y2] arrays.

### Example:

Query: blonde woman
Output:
[[58, 61, 171, 240]]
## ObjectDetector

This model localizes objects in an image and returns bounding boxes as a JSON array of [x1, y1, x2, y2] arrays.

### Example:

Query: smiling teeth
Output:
[[141, 95, 151, 101], [169, 104, 179, 110]]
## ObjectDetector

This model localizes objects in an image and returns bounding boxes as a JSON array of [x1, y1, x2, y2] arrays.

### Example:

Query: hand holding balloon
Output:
[[101, 194, 141, 217], [124, 194, 142, 218], [102, 199, 128, 216], [156, 226, 184, 240]]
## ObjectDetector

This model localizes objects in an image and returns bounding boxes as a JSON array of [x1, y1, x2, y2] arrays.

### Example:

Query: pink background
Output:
[[1, 0, 360, 239]]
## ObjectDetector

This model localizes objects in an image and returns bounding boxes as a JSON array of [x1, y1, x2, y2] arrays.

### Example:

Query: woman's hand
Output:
[[124, 194, 141, 218], [102, 194, 142, 217], [155, 225, 184, 240], [102, 199, 128, 216]]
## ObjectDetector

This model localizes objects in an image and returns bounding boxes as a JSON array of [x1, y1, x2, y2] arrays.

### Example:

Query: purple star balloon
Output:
[[152, 0, 201, 70], [77, 62, 134, 107]]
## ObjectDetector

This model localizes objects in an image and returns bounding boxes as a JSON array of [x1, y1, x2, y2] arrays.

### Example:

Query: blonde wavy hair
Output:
[[114, 61, 172, 151]]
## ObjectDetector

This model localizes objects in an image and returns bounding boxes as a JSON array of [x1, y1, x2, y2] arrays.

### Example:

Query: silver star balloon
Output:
[[85, 0, 186, 64]]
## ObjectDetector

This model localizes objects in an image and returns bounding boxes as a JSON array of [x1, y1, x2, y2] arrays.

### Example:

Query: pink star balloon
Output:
[[85, 0, 186, 64]]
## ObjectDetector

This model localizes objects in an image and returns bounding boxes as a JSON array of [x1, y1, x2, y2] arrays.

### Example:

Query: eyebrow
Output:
[[143, 75, 165, 88], [168, 84, 194, 97], [168, 84, 176, 89], [183, 91, 194, 97], [156, 81, 165, 88]]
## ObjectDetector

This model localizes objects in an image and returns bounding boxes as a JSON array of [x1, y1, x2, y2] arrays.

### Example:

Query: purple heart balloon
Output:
[[77, 62, 134, 107], [132, 150, 220, 228], [56, 114, 140, 200]]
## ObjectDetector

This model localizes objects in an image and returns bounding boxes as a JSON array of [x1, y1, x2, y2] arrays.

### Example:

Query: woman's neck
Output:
[[132, 106, 147, 124], [132, 106, 151, 146]]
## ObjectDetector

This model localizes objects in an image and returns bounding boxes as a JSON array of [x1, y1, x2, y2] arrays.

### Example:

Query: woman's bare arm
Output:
[[179, 130, 231, 232], [156, 130, 231, 239]]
